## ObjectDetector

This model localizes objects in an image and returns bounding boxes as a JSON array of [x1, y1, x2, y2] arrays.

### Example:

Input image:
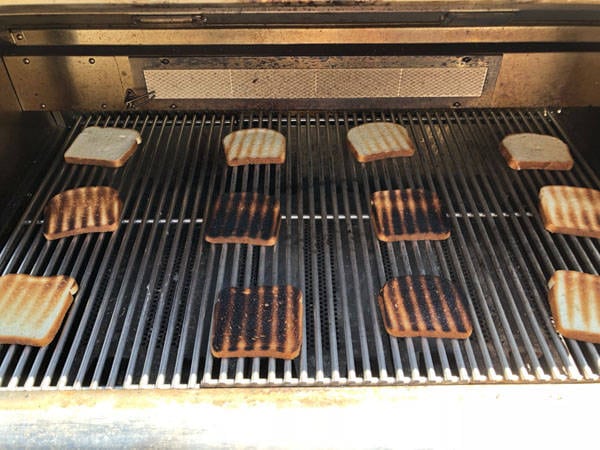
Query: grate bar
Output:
[[1, 108, 599, 389]]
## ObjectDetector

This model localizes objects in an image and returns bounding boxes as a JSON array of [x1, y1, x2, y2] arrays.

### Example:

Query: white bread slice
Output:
[[539, 185, 600, 239], [0, 274, 78, 346], [500, 133, 573, 170], [548, 270, 600, 343], [223, 128, 286, 166], [64, 126, 142, 168], [347, 122, 415, 163]]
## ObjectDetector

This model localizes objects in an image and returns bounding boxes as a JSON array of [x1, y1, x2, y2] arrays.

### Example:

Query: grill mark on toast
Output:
[[211, 286, 302, 359], [379, 276, 472, 338]]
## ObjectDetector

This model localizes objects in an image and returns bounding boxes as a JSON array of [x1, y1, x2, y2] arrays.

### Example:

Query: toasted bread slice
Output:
[[205, 192, 281, 246], [539, 185, 600, 239], [378, 275, 472, 339], [223, 128, 286, 166], [64, 126, 142, 168], [500, 133, 573, 170], [211, 285, 303, 359], [0, 274, 78, 346], [347, 122, 415, 163], [370, 189, 450, 242], [548, 270, 600, 343], [44, 186, 123, 240]]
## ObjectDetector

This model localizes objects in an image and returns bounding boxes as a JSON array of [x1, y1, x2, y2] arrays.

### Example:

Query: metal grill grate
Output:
[[0, 109, 599, 389]]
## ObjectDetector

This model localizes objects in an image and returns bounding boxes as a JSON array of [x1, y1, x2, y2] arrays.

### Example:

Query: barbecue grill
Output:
[[0, 1, 599, 447]]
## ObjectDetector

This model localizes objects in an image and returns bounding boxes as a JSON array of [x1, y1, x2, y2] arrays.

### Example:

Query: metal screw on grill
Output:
[[462, 56, 472, 63], [40, 103, 46, 109], [453, 101, 461, 107], [101, 103, 108, 109], [15, 32, 24, 40], [161, 58, 170, 65], [170, 103, 177, 109], [23, 57, 30, 64], [89, 58, 96, 64]]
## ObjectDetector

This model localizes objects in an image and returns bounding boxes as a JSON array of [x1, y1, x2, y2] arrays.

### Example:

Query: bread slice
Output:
[[539, 185, 600, 239], [378, 275, 472, 339], [500, 133, 573, 170], [347, 122, 415, 163], [64, 126, 142, 168], [44, 186, 123, 240], [548, 270, 600, 343], [370, 189, 450, 242], [211, 285, 303, 359], [0, 274, 78, 346], [205, 192, 281, 246], [223, 128, 286, 166]]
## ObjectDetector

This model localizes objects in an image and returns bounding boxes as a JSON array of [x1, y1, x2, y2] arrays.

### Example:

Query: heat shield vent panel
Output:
[[144, 68, 487, 99]]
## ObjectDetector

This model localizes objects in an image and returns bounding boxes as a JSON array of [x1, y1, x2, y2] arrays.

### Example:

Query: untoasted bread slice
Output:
[[44, 186, 123, 240], [378, 275, 472, 339], [539, 185, 600, 239], [548, 270, 600, 343], [347, 122, 415, 163], [0, 274, 78, 346], [211, 285, 303, 359], [223, 128, 286, 166], [205, 192, 281, 246], [500, 133, 573, 170], [370, 189, 450, 242], [64, 126, 142, 168]]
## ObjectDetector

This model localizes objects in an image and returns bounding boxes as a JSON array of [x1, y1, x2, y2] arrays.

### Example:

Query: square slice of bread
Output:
[[223, 128, 286, 166], [0, 274, 78, 346], [370, 189, 450, 241], [539, 185, 600, 239], [500, 133, 573, 170], [205, 192, 281, 246], [347, 122, 415, 163], [548, 270, 600, 343], [211, 285, 303, 359], [44, 186, 123, 240], [378, 275, 472, 339], [64, 126, 142, 168]]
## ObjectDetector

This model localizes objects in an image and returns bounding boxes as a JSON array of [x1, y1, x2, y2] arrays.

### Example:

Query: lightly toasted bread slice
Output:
[[223, 128, 286, 166], [500, 133, 573, 170], [370, 189, 450, 242], [211, 285, 303, 359], [0, 274, 78, 346], [539, 185, 600, 239], [44, 186, 123, 240], [378, 275, 472, 339], [347, 122, 415, 163], [205, 192, 281, 246], [548, 270, 600, 344], [64, 126, 142, 168]]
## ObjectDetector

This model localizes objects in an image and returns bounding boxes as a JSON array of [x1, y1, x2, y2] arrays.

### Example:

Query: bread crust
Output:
[[65, 141, 138, 168], [548, 271, 600, 344], [539, 186, 600, 239]]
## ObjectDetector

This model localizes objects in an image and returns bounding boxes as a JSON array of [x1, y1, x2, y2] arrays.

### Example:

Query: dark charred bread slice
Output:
[[205, 192, 281, 246], [548, 271, 600, 343], [370, 189, 450, 242], [0, 274, 79, 346], [43, 186, 123, 240], [539, 186, 600, 239], [211, 285, 303, 359], [223, 128, 286, 166], [500, 133, 573, 170], [378, 275, 472, 339], [64, 126, 142, 168], [347, 122, 415, 163]]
